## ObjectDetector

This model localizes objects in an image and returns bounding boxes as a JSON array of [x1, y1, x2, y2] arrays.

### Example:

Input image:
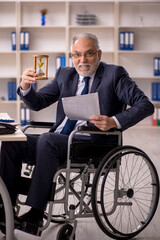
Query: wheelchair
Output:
[[5, 121, 160, 240]]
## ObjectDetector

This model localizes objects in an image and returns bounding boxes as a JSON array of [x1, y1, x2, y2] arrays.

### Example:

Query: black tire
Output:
[[92, 145, 159, 239], [56, 224, 75, 240]]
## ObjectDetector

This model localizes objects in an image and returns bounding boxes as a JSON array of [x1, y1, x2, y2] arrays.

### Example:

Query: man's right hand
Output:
[[21, 68, 37, 90]]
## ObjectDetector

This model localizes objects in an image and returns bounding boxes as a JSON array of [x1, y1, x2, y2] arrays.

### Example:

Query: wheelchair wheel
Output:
[[56, 224, 75, 240], [92, 145, 159, 239], [44, 171, 92, 224]]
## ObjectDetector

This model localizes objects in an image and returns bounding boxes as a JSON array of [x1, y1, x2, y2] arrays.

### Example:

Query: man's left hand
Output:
[[89, 115, 117, 131]]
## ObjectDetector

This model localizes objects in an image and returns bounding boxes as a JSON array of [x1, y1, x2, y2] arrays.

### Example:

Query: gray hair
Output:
[[71, 33, 100, 51]]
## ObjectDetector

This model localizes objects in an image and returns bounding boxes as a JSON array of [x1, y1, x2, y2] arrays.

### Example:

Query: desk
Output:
[[0, 126, 26, 240], [0, 127, 27, 142]]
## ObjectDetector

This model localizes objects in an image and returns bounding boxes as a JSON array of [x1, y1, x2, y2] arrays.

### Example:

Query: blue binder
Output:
[[125, 32, 130, 50], [129, 32, 134, 50], [119, 32, 125, 50], [21, 107, 31, 126], [152, 82, 160, 101], [24, 31, 29, 50], [8, 82, 12, 100], [11, 32, 16, 51], [8, 82, 17, 100], [154, 57, 160, 76], [20, 31, 25, 50], [60, 56, 66, 67], [21, 107, 26, 126], [152, 83, 158, 101], [56, 56, 61, 69]]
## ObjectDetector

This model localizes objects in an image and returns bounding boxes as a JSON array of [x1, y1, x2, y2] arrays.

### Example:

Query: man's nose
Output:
[[80, 55, 88, 62]]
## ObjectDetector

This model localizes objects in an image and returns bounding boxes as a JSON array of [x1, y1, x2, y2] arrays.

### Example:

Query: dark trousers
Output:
[[0, 132, 91, 210]]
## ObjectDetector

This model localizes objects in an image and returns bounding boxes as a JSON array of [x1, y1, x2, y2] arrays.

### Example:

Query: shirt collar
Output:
[[79, 72, 96, 83]]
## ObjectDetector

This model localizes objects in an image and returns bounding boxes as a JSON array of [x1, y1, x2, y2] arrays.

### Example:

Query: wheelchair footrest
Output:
[[15, 219, 42, 236]]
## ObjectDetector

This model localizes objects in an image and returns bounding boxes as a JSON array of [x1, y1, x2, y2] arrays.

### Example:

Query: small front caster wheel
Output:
[[56, 224, 75, 240]]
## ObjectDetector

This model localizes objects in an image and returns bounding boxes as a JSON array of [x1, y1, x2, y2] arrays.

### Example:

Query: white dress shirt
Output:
[[20, 73, 121, 132]]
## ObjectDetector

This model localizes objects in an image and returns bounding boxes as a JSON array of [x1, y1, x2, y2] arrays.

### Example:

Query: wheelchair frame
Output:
[[13, 122, 160, 239]]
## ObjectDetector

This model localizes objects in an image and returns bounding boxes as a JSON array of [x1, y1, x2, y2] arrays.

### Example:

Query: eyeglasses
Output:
[[71, 50, 99, 59]]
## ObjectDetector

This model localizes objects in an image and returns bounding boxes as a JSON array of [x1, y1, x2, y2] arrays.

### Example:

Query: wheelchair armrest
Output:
[[27, 121, 54, 128], [77, 125, 120, 133], [22, 121, 54, 133]]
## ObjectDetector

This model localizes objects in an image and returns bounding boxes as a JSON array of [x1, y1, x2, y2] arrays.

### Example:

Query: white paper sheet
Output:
[[0, 113, 14, 122], [62, 92, 100, 120]]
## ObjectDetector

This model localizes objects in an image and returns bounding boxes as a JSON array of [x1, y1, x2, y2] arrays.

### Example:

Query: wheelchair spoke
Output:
[[92, 146, 159, 239]]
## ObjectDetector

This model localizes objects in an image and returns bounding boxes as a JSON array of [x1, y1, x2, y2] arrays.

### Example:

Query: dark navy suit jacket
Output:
[[17, 62, 154, 136]]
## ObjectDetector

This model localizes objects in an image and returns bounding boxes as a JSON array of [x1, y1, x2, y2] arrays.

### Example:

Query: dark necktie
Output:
[[60, 76, 90, 135]]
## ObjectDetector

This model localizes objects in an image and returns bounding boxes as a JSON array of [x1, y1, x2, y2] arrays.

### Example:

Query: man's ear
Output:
[[98, 50, 102, 61]]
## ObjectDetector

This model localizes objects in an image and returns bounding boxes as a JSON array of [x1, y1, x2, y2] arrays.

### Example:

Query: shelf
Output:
[[0, 26, 16, 29], [0, 0, 159, 125], [152, 101, 160, 105], [119, 1, 160, 27], [20, 25, 66, 29], [118, 51, 160, 54], [118, 26, 160, 29], [0, 101, 17, 104], [0, 53, 17, 78], [20, 1, 66, 27], [118, 28, 160, 52], [20, 50, 65, 54], [69, 25, 114, 29], [0, 2, 16, 27], [21, 28, 66, 52], [69, 1, 115, 27], [0, 28, 17, 52]]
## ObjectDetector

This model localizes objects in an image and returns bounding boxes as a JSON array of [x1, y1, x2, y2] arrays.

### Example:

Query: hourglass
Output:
[[33, 55, 48, 80]]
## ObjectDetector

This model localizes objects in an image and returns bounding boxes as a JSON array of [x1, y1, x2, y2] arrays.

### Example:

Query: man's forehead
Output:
[[72, 38, 96, 51], [74, 38, 94, 45], [73, 48, 93, 53]]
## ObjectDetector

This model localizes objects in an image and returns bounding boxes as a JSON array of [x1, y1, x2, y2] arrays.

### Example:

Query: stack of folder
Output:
[[21, 107, 30, 126], [11, 31, 30, 51], [119, 32, 134, 50], [20, 31, 30, 50]]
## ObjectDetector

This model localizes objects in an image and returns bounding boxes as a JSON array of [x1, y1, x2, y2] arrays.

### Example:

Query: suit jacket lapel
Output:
[[69, 72, 79, 96], [69, 62, 104, 95], [90, 62, 104, 93]]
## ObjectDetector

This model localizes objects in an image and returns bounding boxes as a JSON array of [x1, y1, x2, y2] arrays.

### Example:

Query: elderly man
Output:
[[0, 33, 154, 229]]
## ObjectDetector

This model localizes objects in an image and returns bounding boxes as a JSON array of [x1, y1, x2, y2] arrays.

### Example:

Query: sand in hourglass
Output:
[[33, 55, 48, 80], [37, 58, 45, 76]]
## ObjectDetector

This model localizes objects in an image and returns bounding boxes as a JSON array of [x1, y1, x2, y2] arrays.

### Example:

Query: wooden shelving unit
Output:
[[0, 0, 159, 124]]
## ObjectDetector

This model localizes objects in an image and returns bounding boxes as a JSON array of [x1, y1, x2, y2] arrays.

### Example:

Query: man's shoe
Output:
[[18, 211, 43, 227], [15, 211, 43, 236]]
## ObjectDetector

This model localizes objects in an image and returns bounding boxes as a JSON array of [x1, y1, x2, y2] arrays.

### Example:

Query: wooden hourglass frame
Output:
[[33, 55, 48, 80]]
